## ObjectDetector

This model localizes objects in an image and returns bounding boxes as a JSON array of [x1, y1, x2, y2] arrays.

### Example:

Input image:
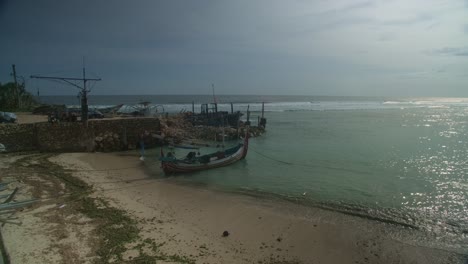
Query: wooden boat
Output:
[[160, 133, 249, 174]]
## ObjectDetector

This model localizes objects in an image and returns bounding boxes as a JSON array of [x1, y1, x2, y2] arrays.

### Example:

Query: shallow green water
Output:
[[150, 107, 468, 253]]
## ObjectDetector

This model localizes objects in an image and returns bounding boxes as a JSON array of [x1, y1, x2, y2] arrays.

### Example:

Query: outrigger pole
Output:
[[30, 66, 101, 125]]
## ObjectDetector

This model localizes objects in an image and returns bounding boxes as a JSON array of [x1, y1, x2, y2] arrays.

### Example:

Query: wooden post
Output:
[[192, 101, 195, 113], [246, 105, 250, 126], [262, 102, 265, 118], [81, 67, 89, 126], [230, 102, 233, 114], [81, 89, 89, 126], [122, 126, 128, 150], [11, 64, 20, 109], [260, 102, 267, 128]]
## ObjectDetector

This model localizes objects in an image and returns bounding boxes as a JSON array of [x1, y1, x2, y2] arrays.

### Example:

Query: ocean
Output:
[[42, 95, 468, 254]]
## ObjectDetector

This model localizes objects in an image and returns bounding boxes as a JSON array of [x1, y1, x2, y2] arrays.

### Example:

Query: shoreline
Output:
[[141, 146, 467, 257], [1, 151, 465, 263], [73, 154, 468, 263], [150, 171, 468, 257]]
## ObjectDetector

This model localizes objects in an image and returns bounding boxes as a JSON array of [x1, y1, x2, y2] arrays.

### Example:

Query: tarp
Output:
[[0, 112, 17, 123]]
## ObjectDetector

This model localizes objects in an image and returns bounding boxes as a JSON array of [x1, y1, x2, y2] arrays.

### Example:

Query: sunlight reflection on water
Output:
[[397, 107, 468, 250]]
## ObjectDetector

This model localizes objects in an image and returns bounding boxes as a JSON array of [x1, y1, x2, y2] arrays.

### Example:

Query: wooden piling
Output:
[[246, 105, 251, 126], [262, 102, 265, 118]]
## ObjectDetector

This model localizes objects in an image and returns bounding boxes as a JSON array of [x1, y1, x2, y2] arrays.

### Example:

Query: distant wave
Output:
[[66, 98, 468, 113], [384, 99, 468, 106], [87, 101, 430, 113], [383, 101, 407, 105]]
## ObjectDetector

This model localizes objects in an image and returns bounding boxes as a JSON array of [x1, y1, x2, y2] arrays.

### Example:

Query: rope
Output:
[[250, 147, 374, 175], [250, 147, 317, 167], [250, 148, 294, 165]]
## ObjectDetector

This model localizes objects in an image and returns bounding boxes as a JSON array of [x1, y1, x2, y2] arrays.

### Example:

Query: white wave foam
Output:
[[80, 98, 468, 114]]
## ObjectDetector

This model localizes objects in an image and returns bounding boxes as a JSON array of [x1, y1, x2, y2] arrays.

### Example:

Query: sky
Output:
[[0, 0, 467, 96]]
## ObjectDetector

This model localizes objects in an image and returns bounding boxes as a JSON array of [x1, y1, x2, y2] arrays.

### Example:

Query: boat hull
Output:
[[161, 142, 248, 174]]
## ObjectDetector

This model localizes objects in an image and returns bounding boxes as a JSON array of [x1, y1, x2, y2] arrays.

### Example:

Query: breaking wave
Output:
[[43, 95, 468, 113]]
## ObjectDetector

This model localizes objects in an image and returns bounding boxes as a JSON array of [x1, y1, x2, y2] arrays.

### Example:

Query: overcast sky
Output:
[[0, 0, 467, 96]]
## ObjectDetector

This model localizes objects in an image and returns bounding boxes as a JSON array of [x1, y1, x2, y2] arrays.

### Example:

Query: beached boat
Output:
[[160, 133, 249, 174]]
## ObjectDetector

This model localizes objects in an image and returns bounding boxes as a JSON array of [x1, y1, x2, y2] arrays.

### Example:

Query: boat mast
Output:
[[211, 83, 218, 113], [212, 83, 216, 104]]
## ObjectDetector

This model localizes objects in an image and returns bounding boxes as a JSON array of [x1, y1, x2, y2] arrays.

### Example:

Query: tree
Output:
[[0, 82, 37, 111]]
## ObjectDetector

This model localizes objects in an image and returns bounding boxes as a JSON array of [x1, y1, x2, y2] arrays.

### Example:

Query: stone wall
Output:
[[91, 118, 161, 152], [35, 122, 95, 152], [0, 118, 161, 153], [0, 123, 36, 152]]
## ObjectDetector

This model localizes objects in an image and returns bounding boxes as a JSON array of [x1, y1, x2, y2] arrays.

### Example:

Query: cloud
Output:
[[1, 0, 468, 96], [432, 47, 468, 56], [398, 71, 429, 80], [380, 13, 433, 26], [378, 32, 397, 42], [318, 1, 373, 16], [313, 16, 374, 32], [292, 1, 375, 34]]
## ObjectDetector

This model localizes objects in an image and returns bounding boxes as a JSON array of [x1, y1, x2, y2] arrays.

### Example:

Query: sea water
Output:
[[43, 95, 468, 253]]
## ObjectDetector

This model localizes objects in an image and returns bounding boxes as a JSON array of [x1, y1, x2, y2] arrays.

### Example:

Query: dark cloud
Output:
[[0, 0, 5, 16], [432, 47, 468, 56], [0, 0, 466, 96]]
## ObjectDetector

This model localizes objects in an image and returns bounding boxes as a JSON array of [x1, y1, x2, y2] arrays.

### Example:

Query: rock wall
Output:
[[35, 122, 96, 152], [0, 123, 36, 152], [91, 118, 161, 152], [0, 118, 161, 153]]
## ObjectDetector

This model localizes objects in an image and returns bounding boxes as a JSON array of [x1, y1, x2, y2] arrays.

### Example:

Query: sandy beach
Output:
[[14, 113, 48, 124], [0, 151, 463, 264]]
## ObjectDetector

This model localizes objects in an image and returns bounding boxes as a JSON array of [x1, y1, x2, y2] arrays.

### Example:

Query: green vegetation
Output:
[[11, 154, 195, 264], [0, 81, 37, 111], [78, 196, 141, 263]]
